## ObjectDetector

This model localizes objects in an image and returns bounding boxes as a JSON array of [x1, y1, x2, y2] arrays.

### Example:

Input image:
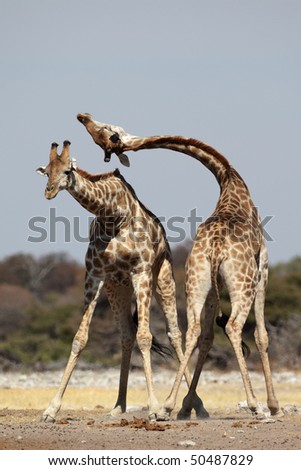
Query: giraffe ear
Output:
[[118, 153, 130, 167], [36, 166, 47, 176]]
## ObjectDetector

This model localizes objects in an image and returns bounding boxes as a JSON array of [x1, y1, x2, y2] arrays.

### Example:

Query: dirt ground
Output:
[[0, 370, 300, 450], [0, 408, 300, 451]]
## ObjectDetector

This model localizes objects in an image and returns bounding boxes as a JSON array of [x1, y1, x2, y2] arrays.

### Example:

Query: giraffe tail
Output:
[[216, 312, 250, 359], [132, 309, 173, 359], [150, 335, 174, 359]]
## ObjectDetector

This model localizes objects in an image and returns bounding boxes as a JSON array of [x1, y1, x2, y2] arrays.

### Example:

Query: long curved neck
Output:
[[123, 135, 232, 187], [122, 134, 258, 221], [66, 168, 166, 242]]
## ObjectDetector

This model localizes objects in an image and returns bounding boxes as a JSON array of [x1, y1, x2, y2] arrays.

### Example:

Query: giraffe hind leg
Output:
[[105, 285, 136, 417], [219, 255, 266, 416], [154, 258, 206, 420], [253, 270, 282, 416], [216, 312, 250, 358], [225, 301, 261, 415], [177, 288, 218, 420], [160, 258, 212, 420]]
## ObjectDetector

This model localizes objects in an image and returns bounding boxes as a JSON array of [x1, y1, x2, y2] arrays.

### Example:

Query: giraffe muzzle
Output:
[[45, 184, 59, 200]]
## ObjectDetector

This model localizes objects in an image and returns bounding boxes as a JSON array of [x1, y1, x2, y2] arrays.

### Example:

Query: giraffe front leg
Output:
[[42, 346, 79, 423], [42, 277, 104, 423]]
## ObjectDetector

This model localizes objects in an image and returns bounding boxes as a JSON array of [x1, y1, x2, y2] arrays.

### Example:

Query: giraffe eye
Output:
[[64, 170, 72, 176], [110, 133, 120, 143]]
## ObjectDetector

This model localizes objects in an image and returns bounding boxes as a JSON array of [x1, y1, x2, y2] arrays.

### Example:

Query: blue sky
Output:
[[1, 0, 300, 265]]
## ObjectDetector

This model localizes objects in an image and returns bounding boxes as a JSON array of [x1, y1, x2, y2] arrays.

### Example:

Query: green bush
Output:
[[0, 251, 300, 370]]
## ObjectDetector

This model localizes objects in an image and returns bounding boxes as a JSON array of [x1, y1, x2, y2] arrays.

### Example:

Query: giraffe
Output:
[[36, 140, 204, 422], [77, 113, 282, 419]]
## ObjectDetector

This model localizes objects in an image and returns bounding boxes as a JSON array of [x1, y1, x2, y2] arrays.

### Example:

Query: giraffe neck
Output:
[[123, 135, 257, 220], [123, 135, 231, 187], [67, 168, 132, 222], [66, 167, 167, 244]]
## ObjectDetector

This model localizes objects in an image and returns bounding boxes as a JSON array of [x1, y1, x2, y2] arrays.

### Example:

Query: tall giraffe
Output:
[[36, 140, 204, 422], [77, 113, 282, 419]]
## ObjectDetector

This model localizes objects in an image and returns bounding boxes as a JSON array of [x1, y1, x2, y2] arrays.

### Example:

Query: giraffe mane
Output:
[[153, 136, 231, 170], [114, 171, 170, 246], [76, 168, 117, 182], [75, 167, 169, 244]]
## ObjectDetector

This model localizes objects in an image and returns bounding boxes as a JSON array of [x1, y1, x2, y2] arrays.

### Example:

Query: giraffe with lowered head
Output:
[[36, 140, 204, 422], [77, 113, 282, 419]]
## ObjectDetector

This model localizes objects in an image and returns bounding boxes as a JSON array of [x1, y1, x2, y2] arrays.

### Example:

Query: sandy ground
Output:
[[0, 368, 300, 450]]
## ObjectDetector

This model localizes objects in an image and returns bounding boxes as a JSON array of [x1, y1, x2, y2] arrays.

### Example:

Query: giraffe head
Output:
[[77, 113, 133, 166], [36, 140, 77, 200]]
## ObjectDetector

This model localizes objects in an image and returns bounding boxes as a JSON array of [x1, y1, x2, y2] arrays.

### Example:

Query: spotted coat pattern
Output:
[[77, 114, 282, 419], [38, 141, 202, 422]]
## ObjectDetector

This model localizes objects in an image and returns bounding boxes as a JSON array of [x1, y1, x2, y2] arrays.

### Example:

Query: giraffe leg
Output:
[[225, 302, 261, 414], [132, 271, 160, 421], [105, 284, 136, 416], [177, 289, 217, 420], [162, 256, 212, 420], [154, 258, 206, 420], [42, 275, 104, 423], [253, 251, 282, 416], [219, 256, 263, 415]]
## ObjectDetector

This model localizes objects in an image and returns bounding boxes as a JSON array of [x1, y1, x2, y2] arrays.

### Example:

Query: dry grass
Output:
[[0, 380, 299, 413]]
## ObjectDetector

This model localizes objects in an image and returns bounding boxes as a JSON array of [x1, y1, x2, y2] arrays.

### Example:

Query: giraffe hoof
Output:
[[42, 413, 56, 423], [274, 409, 284, 418], [193, 397, 210, 418], [270, 408, 284, 418], [148, 413, 158, 422], [156, 411, 171, 422], [196, 408, 210, 419], [176, 409, 191, 420], [110, 406, 123, 417], [252, 410, 267, 420]]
